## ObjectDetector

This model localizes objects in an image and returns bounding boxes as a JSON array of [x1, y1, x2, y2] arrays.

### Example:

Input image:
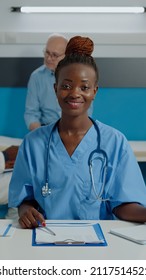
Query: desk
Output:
[[0, 219, 146, 260], [129, 141, 146, 162]]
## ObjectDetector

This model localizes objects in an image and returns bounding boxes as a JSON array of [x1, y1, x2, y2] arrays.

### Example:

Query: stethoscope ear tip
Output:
[[41, 183, 51, 197]]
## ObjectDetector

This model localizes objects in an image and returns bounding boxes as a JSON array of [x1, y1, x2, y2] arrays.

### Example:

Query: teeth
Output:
[[68, 101, 81, 104]]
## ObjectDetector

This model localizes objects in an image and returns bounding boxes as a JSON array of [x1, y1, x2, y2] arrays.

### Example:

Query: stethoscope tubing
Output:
[[42, 118, 109, 201]]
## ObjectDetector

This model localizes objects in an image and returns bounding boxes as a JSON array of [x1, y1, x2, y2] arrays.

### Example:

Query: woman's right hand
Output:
[[18, 201, 45, 229]]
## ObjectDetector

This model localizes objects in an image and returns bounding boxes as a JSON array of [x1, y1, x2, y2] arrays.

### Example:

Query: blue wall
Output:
[[93, 87, 146, 140], [0, 87, 28, 138], [0, 87, 146, 140]]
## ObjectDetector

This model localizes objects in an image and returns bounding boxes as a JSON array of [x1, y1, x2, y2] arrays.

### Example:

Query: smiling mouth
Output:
[[66, 100, 84, 109]]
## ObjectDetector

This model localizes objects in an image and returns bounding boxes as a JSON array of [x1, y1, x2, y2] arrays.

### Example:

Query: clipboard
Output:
[[32, 222, 107, 246]]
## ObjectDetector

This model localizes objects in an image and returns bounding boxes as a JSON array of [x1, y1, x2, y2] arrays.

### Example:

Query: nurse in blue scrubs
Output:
[[8, 36, 146, 229]]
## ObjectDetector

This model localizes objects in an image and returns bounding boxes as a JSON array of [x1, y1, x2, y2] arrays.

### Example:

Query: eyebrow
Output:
[[46, 50, 59, 54], [81, 79, 89, 82], [63, 79, 89, 82], [63, 79, 73, 82]]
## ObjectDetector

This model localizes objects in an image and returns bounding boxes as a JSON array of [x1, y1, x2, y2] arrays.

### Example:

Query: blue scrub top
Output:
[[8, 120, 146, 220]]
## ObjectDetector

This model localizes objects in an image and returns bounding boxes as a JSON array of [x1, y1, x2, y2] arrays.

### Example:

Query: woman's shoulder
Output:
[[94, 119, 129, 154], [22, 122, 57, 146], [95, 119, 126, 139]]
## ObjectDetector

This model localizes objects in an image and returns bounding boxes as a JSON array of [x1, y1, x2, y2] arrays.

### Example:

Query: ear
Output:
[[93, 86, 98, 100], [54, 83, 57, 95]]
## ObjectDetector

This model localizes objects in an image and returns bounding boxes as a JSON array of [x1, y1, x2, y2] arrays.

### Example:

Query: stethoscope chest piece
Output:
[[41, 183, 51, 197]]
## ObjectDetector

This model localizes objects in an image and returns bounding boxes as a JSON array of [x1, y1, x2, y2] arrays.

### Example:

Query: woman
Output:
[[8, 36, 146, 228]]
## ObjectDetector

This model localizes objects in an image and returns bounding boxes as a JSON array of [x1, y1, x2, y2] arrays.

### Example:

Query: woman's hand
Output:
[[18, 201, 45, 229]]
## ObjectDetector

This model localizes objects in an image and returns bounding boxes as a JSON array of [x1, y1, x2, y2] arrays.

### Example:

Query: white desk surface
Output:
[[129, 141, 146, 162], [0, 219, 146, 260]]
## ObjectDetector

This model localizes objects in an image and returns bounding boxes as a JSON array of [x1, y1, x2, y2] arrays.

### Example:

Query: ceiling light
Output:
[[11, 6, 145, 14]]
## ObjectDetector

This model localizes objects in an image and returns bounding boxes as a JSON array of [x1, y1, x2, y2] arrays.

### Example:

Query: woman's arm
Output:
[[113, 203, 146, 223]]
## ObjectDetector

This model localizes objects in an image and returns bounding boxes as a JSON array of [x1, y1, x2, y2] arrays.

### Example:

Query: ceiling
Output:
[[0, 0, 146, 57]]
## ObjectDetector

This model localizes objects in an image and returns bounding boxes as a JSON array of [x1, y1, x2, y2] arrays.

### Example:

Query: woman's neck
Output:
[[57, 115, 93, 156], [58, 114, 92, 136]]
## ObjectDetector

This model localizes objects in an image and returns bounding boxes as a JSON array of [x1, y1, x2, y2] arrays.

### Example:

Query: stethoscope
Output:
[[41, 118, 109, 201]]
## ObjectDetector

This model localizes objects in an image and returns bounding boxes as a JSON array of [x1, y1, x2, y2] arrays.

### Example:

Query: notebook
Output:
[[110, 224, 146, 245]]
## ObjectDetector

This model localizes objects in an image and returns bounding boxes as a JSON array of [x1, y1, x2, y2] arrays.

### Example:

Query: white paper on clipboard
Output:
[[35, 223, 104, 244]]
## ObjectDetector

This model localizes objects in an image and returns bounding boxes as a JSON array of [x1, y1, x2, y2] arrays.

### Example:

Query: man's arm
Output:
[[29, 122, 41, 131], [24, 73, 42, 130]]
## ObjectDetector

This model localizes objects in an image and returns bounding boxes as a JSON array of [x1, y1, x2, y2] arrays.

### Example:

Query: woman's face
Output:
[[54, 63, 98, 117]]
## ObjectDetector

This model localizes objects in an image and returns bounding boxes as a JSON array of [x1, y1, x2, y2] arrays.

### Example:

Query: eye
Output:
[[81, 86, 90, 91], [61, 84, 72, 90]]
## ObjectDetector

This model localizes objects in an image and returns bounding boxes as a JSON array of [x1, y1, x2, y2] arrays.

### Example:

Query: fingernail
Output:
[[42, 221, 46, 227]]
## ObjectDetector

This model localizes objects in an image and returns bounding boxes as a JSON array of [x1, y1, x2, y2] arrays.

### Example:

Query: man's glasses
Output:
[[43, 50, 64, 60]]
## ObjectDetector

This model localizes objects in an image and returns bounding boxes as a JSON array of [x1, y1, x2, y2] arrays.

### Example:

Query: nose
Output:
[[46, 55, 53, 61], [69, 87, 81, 97]]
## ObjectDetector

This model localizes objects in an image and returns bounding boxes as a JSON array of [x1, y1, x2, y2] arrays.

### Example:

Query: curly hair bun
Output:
[[65, 36, 94, 56]]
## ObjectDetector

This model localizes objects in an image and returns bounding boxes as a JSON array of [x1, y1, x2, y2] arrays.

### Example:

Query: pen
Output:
[[37, 221, 56, 236], [44, 227, 56, 236]]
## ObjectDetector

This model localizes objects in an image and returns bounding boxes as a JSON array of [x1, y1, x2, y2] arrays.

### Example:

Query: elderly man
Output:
[[24, 33, 68, 131]]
